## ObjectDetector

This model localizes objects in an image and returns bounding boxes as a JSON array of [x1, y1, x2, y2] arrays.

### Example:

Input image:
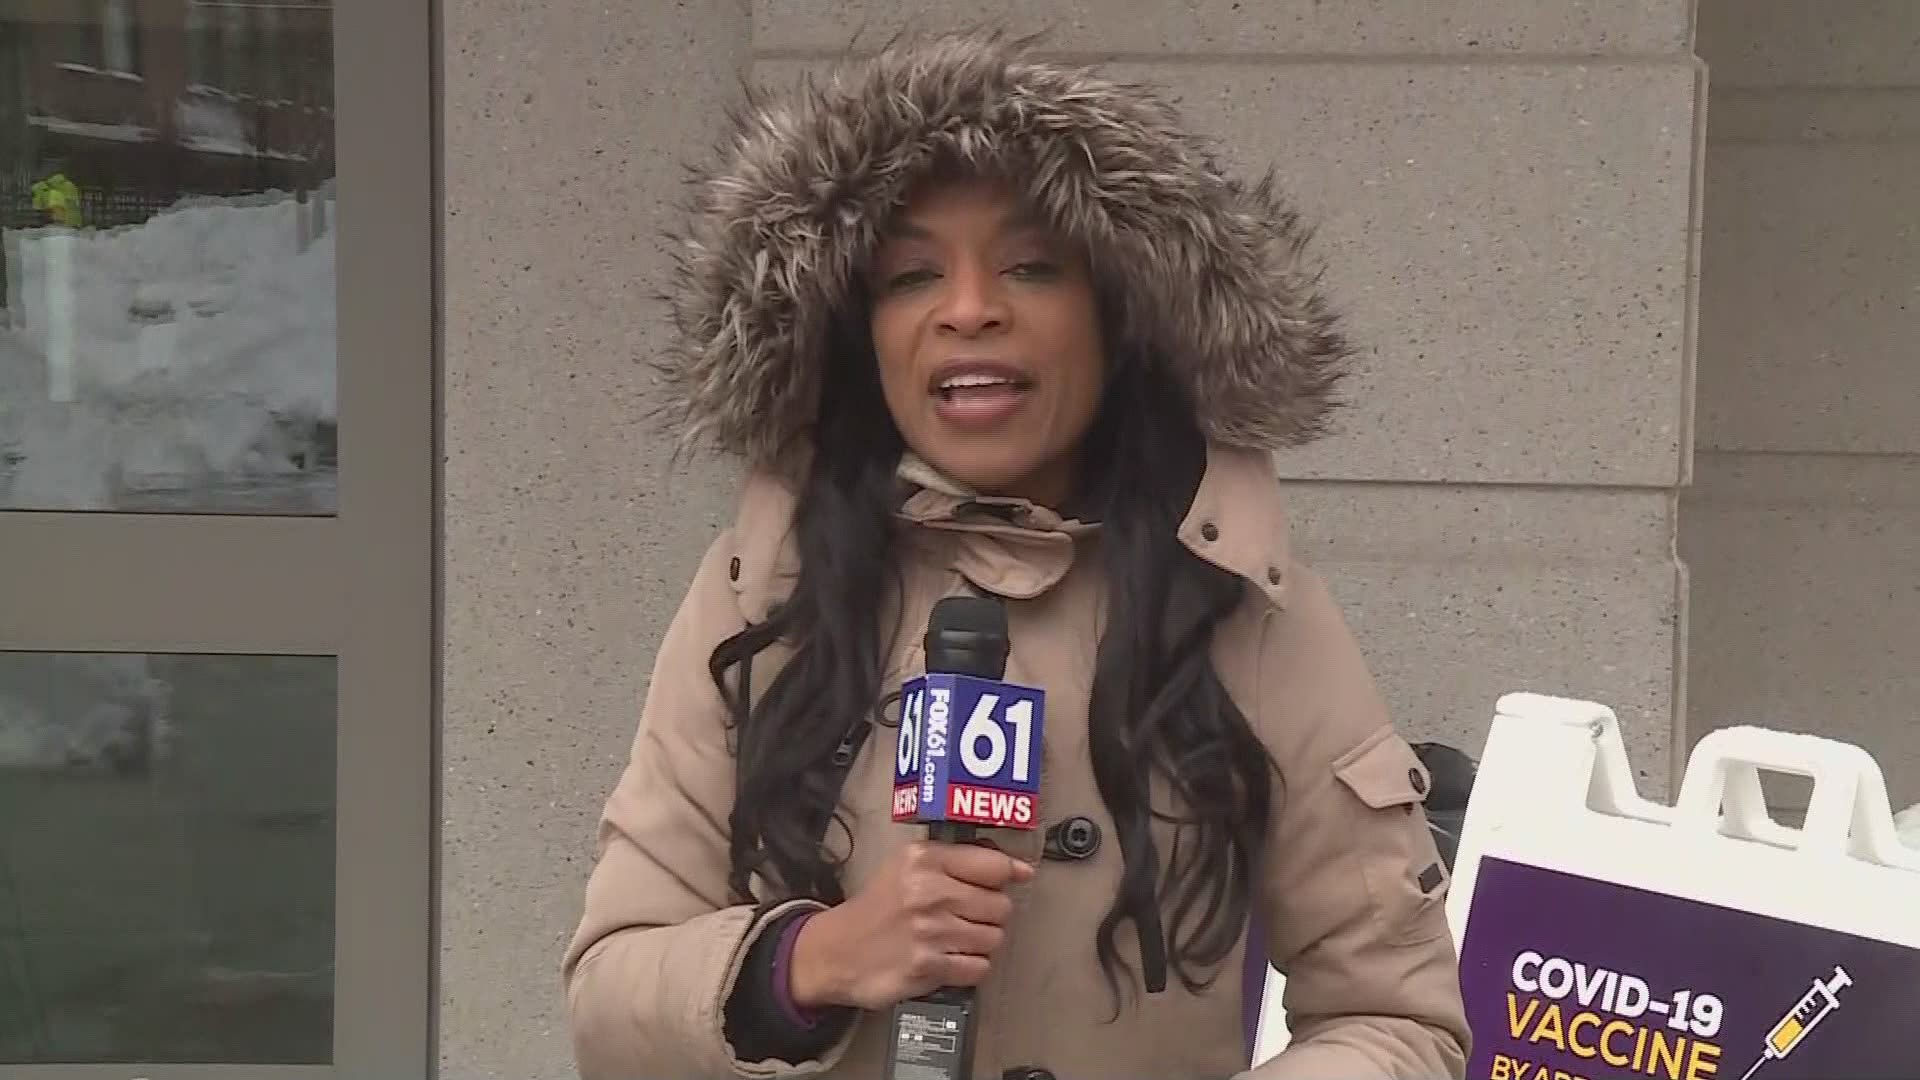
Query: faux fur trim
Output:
[[656, 30, 1353, 469]]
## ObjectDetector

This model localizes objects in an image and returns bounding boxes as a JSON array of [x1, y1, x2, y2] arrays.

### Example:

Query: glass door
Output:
[[0, 1, 433, 1076]]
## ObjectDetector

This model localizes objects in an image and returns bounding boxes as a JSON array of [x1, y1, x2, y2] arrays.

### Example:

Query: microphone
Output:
[[885, 595, 1047, 1080]]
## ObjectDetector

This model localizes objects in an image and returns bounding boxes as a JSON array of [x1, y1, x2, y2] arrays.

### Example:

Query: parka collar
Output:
[[724, 443, 1293, 622]]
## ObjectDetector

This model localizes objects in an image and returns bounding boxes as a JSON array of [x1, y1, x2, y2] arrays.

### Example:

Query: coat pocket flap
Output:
[[1331, 727, 1432, 810]]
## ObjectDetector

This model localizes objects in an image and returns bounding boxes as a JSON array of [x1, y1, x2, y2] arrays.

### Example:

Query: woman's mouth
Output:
[[930, 363, 1033, 430]]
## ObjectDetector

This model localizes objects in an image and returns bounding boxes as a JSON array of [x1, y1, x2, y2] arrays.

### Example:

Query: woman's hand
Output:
[[787, 839, 1035, 1012]]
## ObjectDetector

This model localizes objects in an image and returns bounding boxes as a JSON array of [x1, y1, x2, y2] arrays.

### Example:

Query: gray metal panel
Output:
[[0, 515, 347, 654], [7, 1060, 334, 1068], [330, 0, 437, 1075]]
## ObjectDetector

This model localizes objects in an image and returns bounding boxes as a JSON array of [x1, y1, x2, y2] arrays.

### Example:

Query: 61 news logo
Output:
[[892, 673, 1046, 829]]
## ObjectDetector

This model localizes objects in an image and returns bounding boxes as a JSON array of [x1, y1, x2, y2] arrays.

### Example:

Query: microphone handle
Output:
[[926, 818, 977, 1003], [928, 821, 976, 844], [881, 819, 984, 1080]]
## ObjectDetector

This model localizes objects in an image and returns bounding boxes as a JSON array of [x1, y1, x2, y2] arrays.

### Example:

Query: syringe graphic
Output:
[[1736, 965, 1853, 1080]]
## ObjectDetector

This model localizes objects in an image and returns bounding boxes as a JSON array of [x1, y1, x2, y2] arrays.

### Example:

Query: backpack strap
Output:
[[729, 618, 876, 874]]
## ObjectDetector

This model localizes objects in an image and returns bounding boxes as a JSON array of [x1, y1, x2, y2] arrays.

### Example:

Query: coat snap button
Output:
[[1200, 521, 1219, 542], [1043, 816, 1102, 861], [1409, 767, 1428, 796]]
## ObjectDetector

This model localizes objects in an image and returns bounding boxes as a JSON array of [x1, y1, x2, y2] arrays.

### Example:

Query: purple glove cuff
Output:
[[771, 909, 826, 1030]]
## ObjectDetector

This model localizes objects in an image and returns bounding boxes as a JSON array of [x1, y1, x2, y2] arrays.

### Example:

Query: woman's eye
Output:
[[885, 267, 937, 290], [1007, 260, 1060, 279]]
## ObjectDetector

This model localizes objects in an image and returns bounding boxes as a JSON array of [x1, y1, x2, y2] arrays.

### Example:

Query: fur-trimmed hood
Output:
[[657, 31, 1352, 469]]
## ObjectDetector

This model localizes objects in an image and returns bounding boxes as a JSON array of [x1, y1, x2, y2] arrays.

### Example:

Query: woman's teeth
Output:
[[937, 374, 1026, 400]]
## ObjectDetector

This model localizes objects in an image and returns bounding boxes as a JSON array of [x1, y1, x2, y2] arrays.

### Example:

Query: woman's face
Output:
[[868, 178, 1105, 507]]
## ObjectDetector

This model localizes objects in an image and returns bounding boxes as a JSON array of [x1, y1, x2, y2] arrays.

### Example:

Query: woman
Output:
[[564, 31, 1471, 1080]]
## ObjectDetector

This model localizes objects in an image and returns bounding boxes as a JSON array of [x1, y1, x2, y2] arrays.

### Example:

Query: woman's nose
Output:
[[934, 262, 1010, 335]]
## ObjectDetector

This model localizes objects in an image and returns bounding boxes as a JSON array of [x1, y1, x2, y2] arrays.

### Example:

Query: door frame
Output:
[[0, 0, 437, 1075]]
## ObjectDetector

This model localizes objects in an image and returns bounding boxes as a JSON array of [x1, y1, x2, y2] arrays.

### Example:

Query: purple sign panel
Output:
[[1456, 856, 1920, 1080]]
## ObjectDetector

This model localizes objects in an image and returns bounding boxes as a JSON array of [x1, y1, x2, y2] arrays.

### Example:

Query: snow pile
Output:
[[0, 653, 173, 773], [0, 189, 335, 510]]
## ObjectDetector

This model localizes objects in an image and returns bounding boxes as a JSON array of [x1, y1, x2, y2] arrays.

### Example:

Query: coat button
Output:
[[1409, 767, 1428, 796], [1043, 816, 1102, 861], [1003, 1069, 1055, 1080], [1266, 566, 1282, 585], [1200, 521, 1219, 542]]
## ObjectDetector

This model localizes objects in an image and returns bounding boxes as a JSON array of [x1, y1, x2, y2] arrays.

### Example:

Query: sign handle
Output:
[[1673, 726, 1918, 868]]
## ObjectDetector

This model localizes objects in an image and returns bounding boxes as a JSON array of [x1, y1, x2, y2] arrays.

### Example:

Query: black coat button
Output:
[[1409, 767, 1428, 795], [1200, 521, 1220, 542], [1042, 816, 1101, 861]]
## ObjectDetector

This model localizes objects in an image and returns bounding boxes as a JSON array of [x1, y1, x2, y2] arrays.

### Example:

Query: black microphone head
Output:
[[925, 595, 1010, 680]]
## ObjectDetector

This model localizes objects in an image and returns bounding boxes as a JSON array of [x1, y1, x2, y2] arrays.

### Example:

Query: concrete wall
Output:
[[1683, 1, 1920, 814], [438, 2, 1705, 1075], [439, 0, 749, 1076]]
